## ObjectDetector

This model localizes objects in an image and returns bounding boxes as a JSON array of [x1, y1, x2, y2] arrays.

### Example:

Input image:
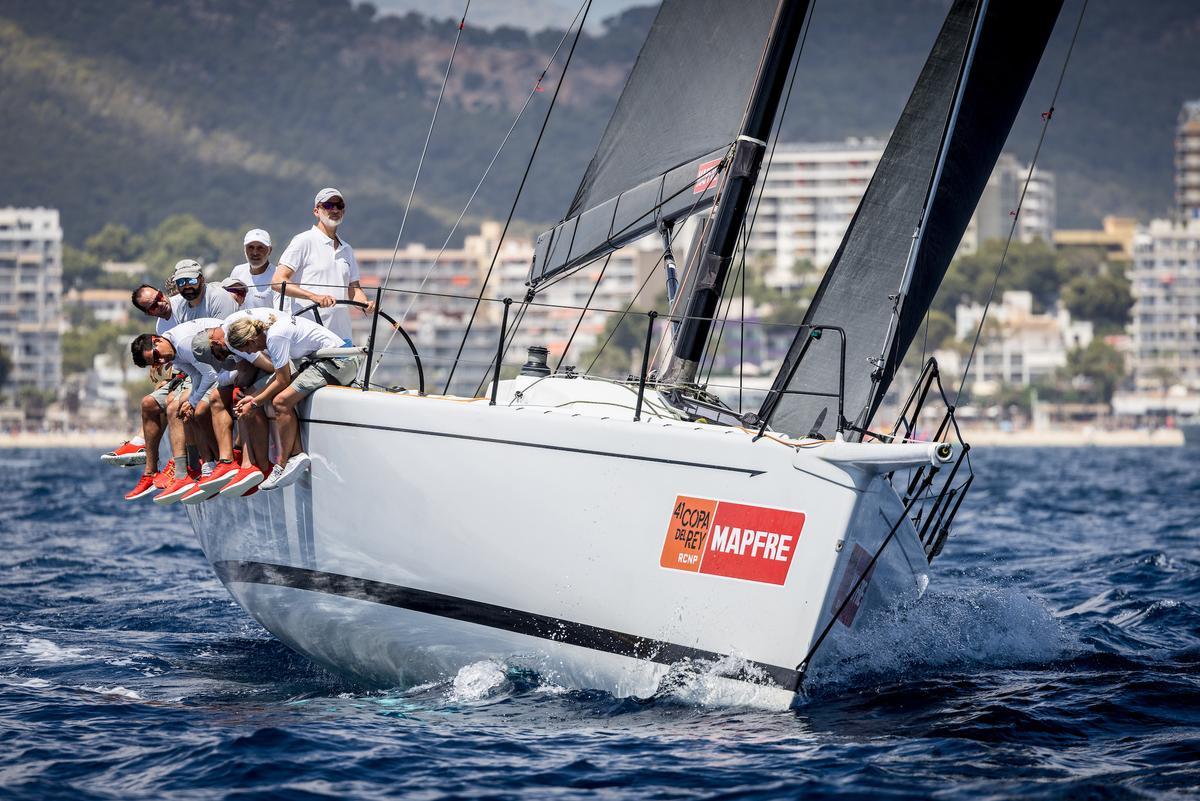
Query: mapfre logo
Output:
[[660, 496, 805, 585], [694, 159, 721, 194]]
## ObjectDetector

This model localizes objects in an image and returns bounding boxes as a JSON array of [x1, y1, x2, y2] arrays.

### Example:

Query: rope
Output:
[[954, 0, 1088, 404], [381, 1, 471, 293], [443, 0, 593, 393]]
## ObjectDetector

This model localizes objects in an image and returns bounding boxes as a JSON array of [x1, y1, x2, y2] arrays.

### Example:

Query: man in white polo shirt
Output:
[[228, 229, 276, 310], [271, 188, 372, 344]]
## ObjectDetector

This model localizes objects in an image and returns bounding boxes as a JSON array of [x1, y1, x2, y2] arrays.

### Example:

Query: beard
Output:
[[179, 285, 200, 301], [318, 210, 343, 230]]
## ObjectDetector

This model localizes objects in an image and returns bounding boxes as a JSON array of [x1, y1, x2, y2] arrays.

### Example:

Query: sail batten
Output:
[[764, 0, 1064, 440], [530, 0, 779, 287]]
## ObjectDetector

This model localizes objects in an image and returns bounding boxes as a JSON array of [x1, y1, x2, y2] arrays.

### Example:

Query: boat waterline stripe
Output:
[[212, 560, 798, 690], [299, 417, 766, 477]]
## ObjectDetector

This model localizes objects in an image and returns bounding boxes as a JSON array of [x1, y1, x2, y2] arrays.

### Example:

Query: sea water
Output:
[[0, 447, 1196, 799]]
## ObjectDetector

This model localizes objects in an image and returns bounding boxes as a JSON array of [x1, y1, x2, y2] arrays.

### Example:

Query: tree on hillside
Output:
[[1061, 268, 1133, 334], [937, 239, 1060, 316], [141, 215, 240, 275], [1067, 339, 1126, 404], [85, 224, 144, 263]]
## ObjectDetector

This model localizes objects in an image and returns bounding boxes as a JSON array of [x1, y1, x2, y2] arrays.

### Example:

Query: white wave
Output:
[[448, 659, 510, 702], [654, 654, 795, 712], [6, 677, 52, 689], [17, 638, 91, 665], [800, 585, 1077, 694], [79, 684, 143, 700]]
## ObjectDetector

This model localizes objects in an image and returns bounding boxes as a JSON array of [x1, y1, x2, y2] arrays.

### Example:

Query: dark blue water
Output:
[[2, 447, 1197, 799]]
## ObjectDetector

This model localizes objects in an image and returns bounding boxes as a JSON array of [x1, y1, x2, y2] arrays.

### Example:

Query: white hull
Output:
[[186, 378, 938, 703]]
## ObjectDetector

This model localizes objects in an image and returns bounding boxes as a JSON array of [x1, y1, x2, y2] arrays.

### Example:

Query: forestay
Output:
[[763, 0, 1063, 440], [529, 0, 778, 287]]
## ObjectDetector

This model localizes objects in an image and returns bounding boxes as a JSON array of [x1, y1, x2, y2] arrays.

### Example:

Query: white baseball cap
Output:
[[314, 187, 344, 206], [243, 228, 271, 247]]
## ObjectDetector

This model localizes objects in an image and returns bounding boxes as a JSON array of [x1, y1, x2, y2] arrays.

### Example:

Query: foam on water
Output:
[[800, 583, 1078, 695], [449, 659, 511, 702], [15, 637, 92, 665]]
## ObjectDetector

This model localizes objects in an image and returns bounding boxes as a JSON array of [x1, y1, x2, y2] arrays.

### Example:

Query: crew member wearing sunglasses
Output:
[[172, 258, 238, 323], [271, 187, 373, 345]]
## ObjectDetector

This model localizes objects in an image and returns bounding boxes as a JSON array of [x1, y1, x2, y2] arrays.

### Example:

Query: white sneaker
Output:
[[259, 463, 287, 491], [273, 453, 311, 489]]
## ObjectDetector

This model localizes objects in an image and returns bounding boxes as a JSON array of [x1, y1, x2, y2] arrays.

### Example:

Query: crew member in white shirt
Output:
[[129, 318, 230, 504], [271, 188, 372, 344], [226, 309, 361, 490], [227, 229, 276, 310]]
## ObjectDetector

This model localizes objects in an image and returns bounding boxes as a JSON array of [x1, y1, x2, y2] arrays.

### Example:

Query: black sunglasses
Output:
[[319, 200, 345, 211]]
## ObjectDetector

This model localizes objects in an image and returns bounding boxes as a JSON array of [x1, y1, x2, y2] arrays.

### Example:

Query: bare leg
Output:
[[141, 395, 164, 474], [166, 393, 187, 463], [211, 388, 235, 462], [194, 402, 217, 463], [239, 408, 271, 470], [272, 386, 306, 459]]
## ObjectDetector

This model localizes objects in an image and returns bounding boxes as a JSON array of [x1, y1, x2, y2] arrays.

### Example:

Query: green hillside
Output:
[[2, 0, 1197, 250]]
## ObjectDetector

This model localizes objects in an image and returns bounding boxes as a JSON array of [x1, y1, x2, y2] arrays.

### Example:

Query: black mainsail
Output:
[[762, 0, 1064, 440], [528, 0, 779, 287]]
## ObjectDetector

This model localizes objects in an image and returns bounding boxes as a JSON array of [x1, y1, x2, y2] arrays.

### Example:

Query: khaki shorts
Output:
[[150, 374, 192, 410], [290, 356, 361, 397]]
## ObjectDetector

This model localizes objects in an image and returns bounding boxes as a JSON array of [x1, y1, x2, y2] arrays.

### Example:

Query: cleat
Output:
[[219, 466, 266, 498], [124, 473, 158, 501], [153, 475, 197, 505], [102, 438, 147, 467]]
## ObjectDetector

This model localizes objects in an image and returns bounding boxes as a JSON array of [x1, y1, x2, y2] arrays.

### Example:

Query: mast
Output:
[[663, 0, 812, 384]]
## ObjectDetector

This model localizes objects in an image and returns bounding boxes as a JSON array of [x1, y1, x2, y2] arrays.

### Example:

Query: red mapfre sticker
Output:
[[694, 158, 722, 194], [661, 496, 805, 585]]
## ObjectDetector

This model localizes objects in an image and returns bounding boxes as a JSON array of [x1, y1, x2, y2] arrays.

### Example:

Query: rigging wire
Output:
[[953, 0, 1089, 406], [554, 253, 613, 372], [444, 0, 593, 393], [380, 1, 471, 294], [370, 1, 592, 380]]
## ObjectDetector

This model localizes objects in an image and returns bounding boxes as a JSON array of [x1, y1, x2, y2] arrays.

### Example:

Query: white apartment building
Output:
[[0, 207, 63, 395], [1177, 100, 1200, 222], [1129, 218, 1200, 390], [955, 290, 1092, 393], [747, 140, 1055, 289]]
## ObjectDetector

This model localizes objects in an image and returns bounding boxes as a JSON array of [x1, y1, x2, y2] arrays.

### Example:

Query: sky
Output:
[[366, 0, 647, 30]]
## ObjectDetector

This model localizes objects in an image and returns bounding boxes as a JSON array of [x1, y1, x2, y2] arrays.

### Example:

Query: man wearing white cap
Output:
[[173, 258, 238, 323], [228, 229, 276, 310], [271, 188, 372, 343]]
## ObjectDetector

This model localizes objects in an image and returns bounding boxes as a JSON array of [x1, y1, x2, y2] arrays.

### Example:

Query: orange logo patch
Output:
[[660, 495, 805, 585]]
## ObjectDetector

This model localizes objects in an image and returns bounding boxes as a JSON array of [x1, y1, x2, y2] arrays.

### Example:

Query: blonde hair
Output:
[[227, 313, 277, 349]]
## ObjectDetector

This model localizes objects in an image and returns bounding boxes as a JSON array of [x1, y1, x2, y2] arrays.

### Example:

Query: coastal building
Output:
[[1128, 217, 1200, 391], [745, 140, 1054, 290], [955, 290, 1092, 393], [959, 153, 1056, 254], [1177, 100, 1200, 222], [1053, 215, 1136, 263], [0, 207, 64, 396]]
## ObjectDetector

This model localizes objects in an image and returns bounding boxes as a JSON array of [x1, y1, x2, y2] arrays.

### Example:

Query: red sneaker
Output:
[[219, 465, 266, 498], [124, 472, 158, 501], [153, 474, 197, 505], [232, 447, 243, 465], [181, 461, 240, 504], [153, 462, 175, 490], [102, 439, 147, 467]]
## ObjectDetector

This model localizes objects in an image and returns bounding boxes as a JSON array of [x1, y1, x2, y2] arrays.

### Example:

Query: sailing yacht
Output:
[[185, 0, 1064, 703]]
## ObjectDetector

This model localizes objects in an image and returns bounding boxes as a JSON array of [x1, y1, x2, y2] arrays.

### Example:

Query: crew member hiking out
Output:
[[226, 310, 362, 490]]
